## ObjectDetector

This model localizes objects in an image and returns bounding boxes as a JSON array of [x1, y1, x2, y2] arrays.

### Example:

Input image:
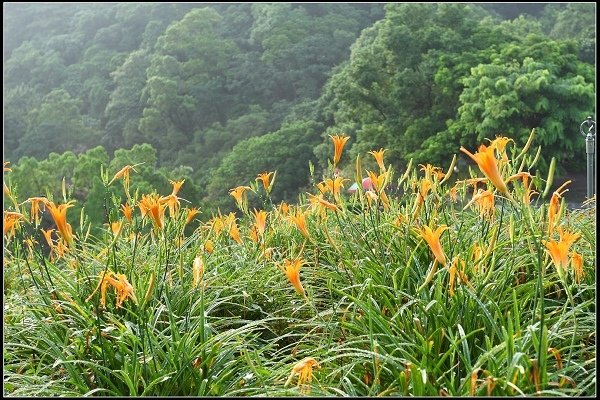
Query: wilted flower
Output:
[[306, 193, 340, 213], [23, 197, 48, 225], [3, 211, 24, 238], [463, 189, 495, 221], [285, 357, 321, 394], [192, 256, 204, 288], [109, 164, 140, 192], [86, 270, 137, 308], [419, 163, 445, 182], [571, 252, 584, 283]]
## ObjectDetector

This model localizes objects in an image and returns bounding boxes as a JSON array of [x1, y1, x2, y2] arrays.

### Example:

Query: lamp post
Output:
[[579, 116, 596, 200]]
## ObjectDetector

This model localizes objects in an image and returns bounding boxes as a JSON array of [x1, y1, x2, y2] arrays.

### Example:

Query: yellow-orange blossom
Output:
[[460, 144, 510, 196]]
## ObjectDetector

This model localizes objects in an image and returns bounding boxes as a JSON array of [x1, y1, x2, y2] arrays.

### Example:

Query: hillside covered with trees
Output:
[[3, 3, 595, 222]]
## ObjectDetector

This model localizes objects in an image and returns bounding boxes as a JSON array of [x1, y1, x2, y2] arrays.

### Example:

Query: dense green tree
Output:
[[15, 89, 102, 160], [444, 37, 594, 172], [320, 3, 594, 173], [139, 7, 241, 163], [206, 120, 322, 213]]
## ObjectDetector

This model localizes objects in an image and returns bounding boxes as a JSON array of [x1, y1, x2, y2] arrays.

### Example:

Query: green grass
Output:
[[3, 135, 596, 396]]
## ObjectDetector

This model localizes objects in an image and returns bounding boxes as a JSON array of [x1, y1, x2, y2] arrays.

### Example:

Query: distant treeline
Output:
[[4, 3, 595, 221]]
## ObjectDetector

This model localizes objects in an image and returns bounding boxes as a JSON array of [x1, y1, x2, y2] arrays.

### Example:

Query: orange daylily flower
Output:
[[368, 148, 387, 171], [225, 212, 243, 244], [460, 144, 510, 197], [86, 270, 137, 308], [204, 240, 214, 254], [169, 179, 185, 196], [207, 216, 225, 237], [3, 211, 24, 238], [306, 193, 340, 213], [109, 164, 140, 191], [138, 193, 166, 230], [185, 208, 200, 225], [571, 252, 584, 283], [256, 171, 276, 194], [230, 185, 252, 210], [289, 208, 310, 239], [547, 181, 571, 236], [285, 357, 321, 394], [121, 203, 133, 222], [543, 227, 580, 273], [463, 189, 495, 221], [45, 200, 76, 246], [414, 224, 449, 266], [329, 134, 350, 166], [323, 177, 348, 203], [252, 209, 268, 237], [282, 258, 306, 297]]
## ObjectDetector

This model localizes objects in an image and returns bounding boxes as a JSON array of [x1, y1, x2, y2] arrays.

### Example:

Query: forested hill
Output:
[[3, 3, 595, 221]]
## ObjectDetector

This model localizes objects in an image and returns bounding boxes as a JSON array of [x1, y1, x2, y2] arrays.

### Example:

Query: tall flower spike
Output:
[[45, 200, 76, 246], [460, 144, 511, 198], [329, 134, 350, 167]]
